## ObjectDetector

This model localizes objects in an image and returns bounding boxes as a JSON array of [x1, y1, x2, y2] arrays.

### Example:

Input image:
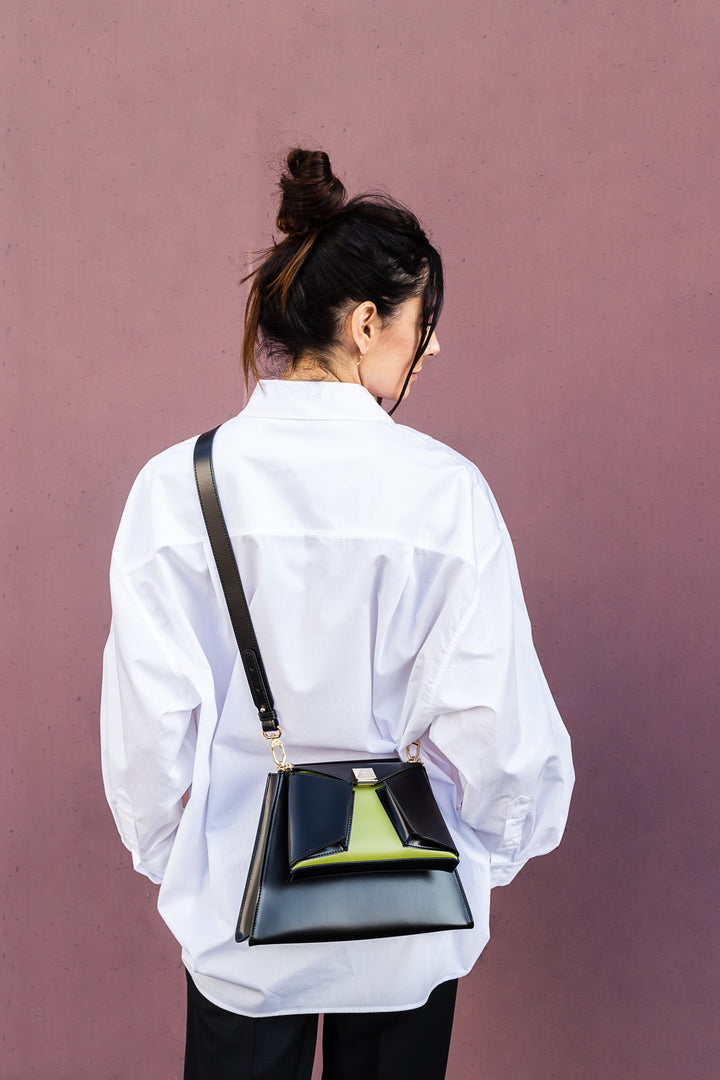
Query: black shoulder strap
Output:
[[193, 427, 280, 736]]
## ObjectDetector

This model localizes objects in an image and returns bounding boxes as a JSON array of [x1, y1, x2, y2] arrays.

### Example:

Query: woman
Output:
[[101, 149, 574, 1079]]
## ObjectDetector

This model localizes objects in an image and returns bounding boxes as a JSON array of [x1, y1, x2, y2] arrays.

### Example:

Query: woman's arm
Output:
[[100, 563, 200, 883], [424, 484, 574, 886]]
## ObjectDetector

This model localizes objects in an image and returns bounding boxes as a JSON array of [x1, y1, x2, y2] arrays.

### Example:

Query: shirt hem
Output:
[[183, 956, 476, 1017]]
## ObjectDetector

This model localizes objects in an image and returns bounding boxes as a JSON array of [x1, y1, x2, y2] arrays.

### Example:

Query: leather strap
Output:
[[193, 427, 280, 735]]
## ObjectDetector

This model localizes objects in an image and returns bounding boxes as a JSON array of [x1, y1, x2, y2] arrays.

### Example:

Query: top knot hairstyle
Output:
[[275, 148, 347, 235], [242, 149, 444, 412]]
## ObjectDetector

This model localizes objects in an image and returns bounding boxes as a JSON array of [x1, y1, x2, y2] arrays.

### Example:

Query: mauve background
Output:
[[3, 1, 719, 1077]]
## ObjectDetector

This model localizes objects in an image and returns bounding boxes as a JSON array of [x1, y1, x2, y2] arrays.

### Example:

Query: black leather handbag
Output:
[[194, 427, 474, 946]]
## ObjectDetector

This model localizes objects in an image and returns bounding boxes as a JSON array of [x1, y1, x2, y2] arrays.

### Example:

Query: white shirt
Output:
[[101, 379, 573, 1016]]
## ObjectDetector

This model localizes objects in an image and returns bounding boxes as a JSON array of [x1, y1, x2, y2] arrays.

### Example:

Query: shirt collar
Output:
[[239, 379, 394, 423]]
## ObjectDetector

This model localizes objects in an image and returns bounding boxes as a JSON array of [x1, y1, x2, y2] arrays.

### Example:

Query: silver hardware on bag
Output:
[[352, 767, 378, 784]]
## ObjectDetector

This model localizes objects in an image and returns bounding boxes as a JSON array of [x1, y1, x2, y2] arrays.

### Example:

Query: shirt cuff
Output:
[[489, 794, 532, 887]]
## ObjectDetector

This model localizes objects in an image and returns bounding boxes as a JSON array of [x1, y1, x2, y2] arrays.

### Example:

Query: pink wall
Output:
[[4, 2, 719, 1076]]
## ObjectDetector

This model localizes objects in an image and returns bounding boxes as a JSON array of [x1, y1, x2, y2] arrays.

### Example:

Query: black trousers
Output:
[[184, 970, 458, 1080]]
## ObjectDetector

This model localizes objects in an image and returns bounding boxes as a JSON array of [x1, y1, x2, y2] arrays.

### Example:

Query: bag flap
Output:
[[287, 770, 354, 867], [378, 767, 458, 855]]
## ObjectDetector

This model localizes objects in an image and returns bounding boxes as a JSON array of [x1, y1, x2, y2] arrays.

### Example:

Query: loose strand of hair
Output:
[[239, 234, 317, 387], [266, 233, 318, 309], [388, 257, 443, 417], [241, 282, 263, 390]]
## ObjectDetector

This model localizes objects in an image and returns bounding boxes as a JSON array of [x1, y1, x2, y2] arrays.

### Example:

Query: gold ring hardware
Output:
[[271, 736, 290, 770], [406, 741, 421, 763], [263, 726, 291, 770]]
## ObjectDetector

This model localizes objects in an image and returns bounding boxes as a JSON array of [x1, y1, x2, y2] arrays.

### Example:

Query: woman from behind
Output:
[[101, 148, 574, 1080]]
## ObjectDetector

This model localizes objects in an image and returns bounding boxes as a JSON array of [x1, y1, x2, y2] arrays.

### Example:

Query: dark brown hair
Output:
[[242, 149, 444, 412]]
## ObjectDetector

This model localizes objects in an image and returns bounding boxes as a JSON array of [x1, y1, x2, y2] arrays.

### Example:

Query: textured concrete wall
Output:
[[3, 2, 719, 1077]]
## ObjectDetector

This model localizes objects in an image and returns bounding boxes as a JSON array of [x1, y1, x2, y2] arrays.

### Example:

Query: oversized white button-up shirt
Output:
[[101, 379, 573, 1016]]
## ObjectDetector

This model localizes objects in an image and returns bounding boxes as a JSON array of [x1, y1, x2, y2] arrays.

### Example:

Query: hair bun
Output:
[[276, 149, 347, 236]]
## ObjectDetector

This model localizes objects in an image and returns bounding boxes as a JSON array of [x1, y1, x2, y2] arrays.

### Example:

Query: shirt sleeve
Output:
[[100, 562, 201, 883], [425, 480, 574, 888], [100, 452, 205, 885]]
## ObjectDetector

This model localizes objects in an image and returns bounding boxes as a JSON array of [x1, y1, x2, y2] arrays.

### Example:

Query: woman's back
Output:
[[103, 374, 571, 1016]]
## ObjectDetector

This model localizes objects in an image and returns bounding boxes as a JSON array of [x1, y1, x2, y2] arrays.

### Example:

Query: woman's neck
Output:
[[282, 354, 361, 385]]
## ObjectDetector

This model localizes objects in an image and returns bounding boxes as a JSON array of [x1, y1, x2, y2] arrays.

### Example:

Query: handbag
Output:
[[194, 426, 474, 946]]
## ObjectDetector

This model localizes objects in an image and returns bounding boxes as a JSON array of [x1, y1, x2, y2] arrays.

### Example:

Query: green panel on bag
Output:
[[294, 784, 458, 869]]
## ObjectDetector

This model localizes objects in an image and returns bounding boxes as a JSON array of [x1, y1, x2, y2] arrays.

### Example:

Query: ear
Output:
[[347, 301, 380, 354]]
